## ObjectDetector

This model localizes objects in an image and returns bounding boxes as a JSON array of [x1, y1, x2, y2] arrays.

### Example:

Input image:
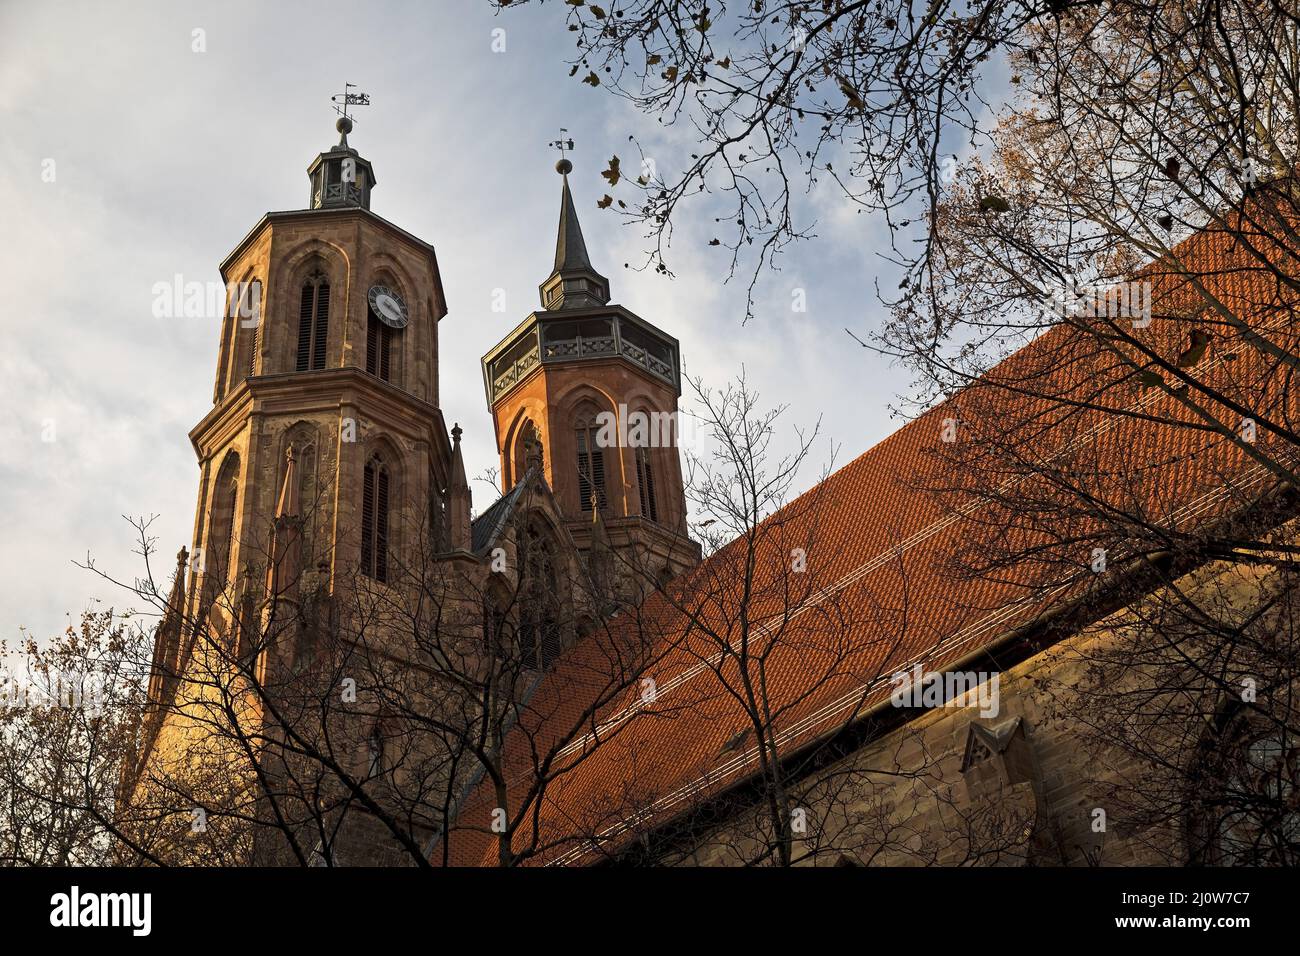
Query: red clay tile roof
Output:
[[441, 210, 1300, 866]]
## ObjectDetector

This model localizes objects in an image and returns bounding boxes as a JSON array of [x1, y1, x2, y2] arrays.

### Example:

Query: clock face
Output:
[[368, 285, 409, 329]]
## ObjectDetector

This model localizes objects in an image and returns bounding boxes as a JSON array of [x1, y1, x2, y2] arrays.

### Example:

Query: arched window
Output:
[[210, 456, 240, 584], [519, 521, 561, 670], [574, 410, 608, 513], [483, 590, 510, 654], [361, 454, 390, 583], [636, 447, 658, 522], [280, 423, 319, 550], [513, 419, 541, 481], [366, 304, 397, 382], [202, 453, 241, 622], [1192, 712, 1300, 865], [296, 272, 330, 371]]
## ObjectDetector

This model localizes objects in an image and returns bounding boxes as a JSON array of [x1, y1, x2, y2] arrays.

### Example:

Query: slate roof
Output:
[[470, 466, 537, 555], [553, 175, 595, 276]]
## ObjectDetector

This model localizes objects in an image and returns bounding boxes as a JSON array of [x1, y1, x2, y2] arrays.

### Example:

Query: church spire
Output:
[[265, 445, 303, 601], [539, 158, 610, 311], [146, 546, 190, 704], [554, 172, 593, 274], [447, 424, 472, 552]]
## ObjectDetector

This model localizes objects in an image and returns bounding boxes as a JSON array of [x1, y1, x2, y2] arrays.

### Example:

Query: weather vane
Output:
[[549, 128, 575, 174], [331, 83, 371, 124]]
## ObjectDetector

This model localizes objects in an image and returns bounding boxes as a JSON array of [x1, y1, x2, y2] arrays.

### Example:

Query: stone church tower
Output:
[[181, 114, 456, 655], [482, 159, 701, 593], [124, 119, 700, 864]]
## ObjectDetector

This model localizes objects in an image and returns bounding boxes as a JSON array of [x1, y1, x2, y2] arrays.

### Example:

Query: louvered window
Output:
[[366, 307, 394, 382], [248, 319, 261, 376], [361, 454, 390, 583], [575, 419, 607, 513], [520, 618, 562, 671], [296, 275, 330, 371], [636, 447, 658, 522]]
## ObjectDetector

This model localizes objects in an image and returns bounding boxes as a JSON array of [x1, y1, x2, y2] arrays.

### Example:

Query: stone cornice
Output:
[[189, 368, 451, 464], [481, 304, 683, 406]]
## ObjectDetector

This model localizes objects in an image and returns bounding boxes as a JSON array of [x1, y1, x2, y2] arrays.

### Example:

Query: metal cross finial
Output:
[[331, 83, 372, 124]]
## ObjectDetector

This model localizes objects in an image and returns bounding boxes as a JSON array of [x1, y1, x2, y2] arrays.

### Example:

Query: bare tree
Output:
[[496, 0, 1117, 316], [875, 1, 1300, 864]]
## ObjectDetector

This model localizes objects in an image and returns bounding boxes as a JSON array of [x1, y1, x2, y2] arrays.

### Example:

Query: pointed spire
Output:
[[448, 423, 472, 552], [275, 445, 301, 520], [590, 493, 610, 550], [265, 446, 303, 601], [539, 161, 610, 311], [524, 433, 544, 474], [148, 547, 190, 702], [167, 546, 191, 611], [588, 493, 614, 602], [554, 172, 594, 275]]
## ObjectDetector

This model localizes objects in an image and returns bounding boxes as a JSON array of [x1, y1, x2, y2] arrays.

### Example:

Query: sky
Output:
[[0, 0, 934, 645]]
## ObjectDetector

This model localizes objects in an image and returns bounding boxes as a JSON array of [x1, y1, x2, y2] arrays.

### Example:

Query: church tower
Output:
[[178, 113, 455, 661], [482, 159, 701, 592]]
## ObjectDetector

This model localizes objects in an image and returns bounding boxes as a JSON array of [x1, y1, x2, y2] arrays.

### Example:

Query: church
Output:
[[121, 114, 1300, 868]]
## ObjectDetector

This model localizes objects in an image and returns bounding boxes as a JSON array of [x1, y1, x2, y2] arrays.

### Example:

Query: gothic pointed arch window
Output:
[[361, 453, 391, 583], [1190, 709, 1300, 865], [574, 407, 609, 513], [513, 418, 541, 481], [483, 585, 511, 655], [519, 520, 562, 670], [280, 422, 320, 551], [296, 271, 330, 371], [203, 453, 241, 612]]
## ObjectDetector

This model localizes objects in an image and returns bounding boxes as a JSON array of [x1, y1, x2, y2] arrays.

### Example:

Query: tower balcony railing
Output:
[[542, 333, 616, 361], [487, 314, 678, 402], [618, 340, 675, 381], [492, 344, 541, 396]]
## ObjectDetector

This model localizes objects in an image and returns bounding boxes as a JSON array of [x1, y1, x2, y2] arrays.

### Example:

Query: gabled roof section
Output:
[[962, 717, 1023, 771], [470, 467, 536, 555]]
